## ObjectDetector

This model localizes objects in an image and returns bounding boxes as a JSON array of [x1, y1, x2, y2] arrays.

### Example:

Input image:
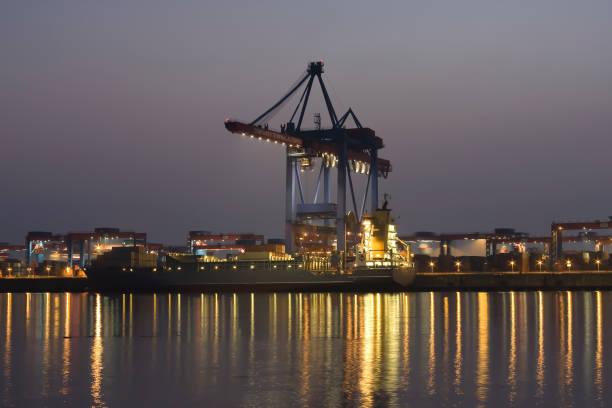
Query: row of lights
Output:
[[427, 258, 604, 273], [240, 132, 370, 174], [536, 258, 602, 272], [241, 132, 300, 148], [162, 263, 304, 272], [323, 153, 369, 174]]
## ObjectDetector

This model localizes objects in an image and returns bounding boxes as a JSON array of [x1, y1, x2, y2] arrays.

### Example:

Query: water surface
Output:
[[0, 291, 610, 407]]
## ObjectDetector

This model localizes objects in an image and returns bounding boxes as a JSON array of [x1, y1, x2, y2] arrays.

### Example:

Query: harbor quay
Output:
[[4, 221, 612, 292], [2, 272, 612, 293]]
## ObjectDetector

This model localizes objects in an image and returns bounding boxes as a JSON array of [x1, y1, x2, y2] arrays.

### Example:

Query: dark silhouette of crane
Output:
[[225, 61, 392, 254]]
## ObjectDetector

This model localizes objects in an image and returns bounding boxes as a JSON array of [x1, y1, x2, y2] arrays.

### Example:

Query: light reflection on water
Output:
[[566, 291, 574, 399], [536, 291, 544, 398], [0, 291, 610, 407], [61, 293, 70, 396], [507, 292, 516, 404], [90, 294, 103, 406], [427, 292, 435, 396], [476, 292, 489, 407], [454, 292, 462, 395]]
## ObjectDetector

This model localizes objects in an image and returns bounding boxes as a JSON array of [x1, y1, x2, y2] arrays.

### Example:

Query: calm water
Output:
[[0, 291, 610, 407]]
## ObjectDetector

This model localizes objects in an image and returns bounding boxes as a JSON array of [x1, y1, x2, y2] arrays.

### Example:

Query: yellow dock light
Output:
[[596, 259, 601, 272]]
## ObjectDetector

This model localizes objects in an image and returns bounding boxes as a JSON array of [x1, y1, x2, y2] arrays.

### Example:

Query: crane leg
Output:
[[285, 148, 295, 254]]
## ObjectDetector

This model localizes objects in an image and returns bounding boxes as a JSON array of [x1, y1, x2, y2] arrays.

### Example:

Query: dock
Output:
[[410, 271, 612, 291], [0, 277, 87, 292], [3, 272, 612, 292]]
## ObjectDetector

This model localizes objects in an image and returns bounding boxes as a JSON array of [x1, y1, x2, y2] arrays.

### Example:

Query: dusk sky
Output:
[[2, 0, 611, 245]]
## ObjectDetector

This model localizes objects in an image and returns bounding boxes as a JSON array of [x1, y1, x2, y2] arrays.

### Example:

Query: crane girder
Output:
[[225, 121, 391, 177], [551, 221, 612, 231]]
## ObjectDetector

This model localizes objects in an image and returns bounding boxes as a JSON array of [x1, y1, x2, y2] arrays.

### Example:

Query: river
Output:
[[0, 291, 610, 407]]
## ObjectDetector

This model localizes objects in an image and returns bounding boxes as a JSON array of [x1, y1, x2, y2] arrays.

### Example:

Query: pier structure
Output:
[[551, 220, 612, 263], [25, 232, 64, 267], [224, 61, 391, 257], [64, 228, 146, 268], [0, 243, 26, 258], [403, 226, 612, 272], [25, 228, 146, 269], [403, 229, 538, 253]]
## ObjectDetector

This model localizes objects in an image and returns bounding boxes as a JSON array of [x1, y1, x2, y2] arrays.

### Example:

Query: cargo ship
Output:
[[85, 209, 415, 292], [84, 62, 419, 292]]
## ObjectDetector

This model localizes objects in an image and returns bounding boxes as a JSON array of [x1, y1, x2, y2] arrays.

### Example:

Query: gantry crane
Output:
[[225, 61, 392, 255]]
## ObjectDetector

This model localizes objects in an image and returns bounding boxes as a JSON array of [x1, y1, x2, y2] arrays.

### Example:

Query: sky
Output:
[[1, 0, 611, 245]]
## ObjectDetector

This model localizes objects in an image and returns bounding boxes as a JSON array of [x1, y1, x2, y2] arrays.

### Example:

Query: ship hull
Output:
[[84, 264, 412, 292]]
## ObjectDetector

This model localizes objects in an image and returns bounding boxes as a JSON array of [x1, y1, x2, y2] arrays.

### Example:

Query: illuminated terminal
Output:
[[23, 228, 147, 276]]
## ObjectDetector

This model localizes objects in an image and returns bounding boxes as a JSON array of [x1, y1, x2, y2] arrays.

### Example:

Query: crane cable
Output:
[[252, 69, 308, 126]]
